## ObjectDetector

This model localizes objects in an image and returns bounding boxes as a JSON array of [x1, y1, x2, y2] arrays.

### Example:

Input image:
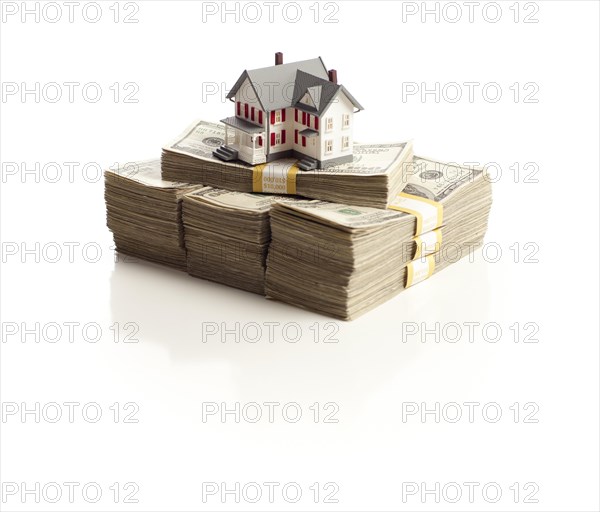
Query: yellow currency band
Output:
[[252, 163, 267, 193], [398, 191, 444, 216], [388, 192, 444, 236], [252, 163, 299, 195], [406, 254, 436, 288], [413, 228, 443, 259], [286, 165, 299, 195]]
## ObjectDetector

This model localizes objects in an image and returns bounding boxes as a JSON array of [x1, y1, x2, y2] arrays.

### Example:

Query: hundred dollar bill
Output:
[[186, 185, 296, 213], [107, 158, 194, 188], [162, 119, 413, 208]]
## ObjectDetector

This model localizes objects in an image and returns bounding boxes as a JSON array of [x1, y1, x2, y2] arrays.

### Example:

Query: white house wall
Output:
[[235, 78, 261, 115], [233, 77, 268, 152], [234, 78, 267, 130], [317, 92, 354, 163], [269, 108, 293, 155]]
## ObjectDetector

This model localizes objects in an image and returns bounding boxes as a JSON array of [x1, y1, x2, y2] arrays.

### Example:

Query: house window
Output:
[[325, 140, 333, 154], [258, 111, 263, 124], [275, 110, 282, 123], [258, 136, 263, 147], [302, 136, 306, 147], [343, 113, 350, 128], [251, 107, 255, 122], [275, 132, 281, 145], [342, 136, 350, 150], [326, 117, 333, 132]]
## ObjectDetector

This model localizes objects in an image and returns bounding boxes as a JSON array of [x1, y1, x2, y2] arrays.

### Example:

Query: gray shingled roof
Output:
[[227, 58, 329, 112], [226, 57, 364, 114]]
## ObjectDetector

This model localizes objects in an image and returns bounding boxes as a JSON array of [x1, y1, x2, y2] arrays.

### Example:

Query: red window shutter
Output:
[[258, 136, 263, 147], [314, 117, 319, 130], [294, 129, 298, 144], [307, 114, 311, 127], [295, 109, 298, 122], [302, 111, 306, 125], [302, 136, 306, 147], [281, 129, 286, 144], [281, 109, 286, 122], [270, 111, 275, 124], [237, 101, 241, 115], [259, 111, 263, 124], [251, 107, 255, 121], [244, 103, 248, 118], [271, 132, 276, 146]]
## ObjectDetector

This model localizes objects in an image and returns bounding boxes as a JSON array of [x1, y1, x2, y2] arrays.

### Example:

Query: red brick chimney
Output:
[[275, 52, 283, 65], [328, 69, 338, 84]]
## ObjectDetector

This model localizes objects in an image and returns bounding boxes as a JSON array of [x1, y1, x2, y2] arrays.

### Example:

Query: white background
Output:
[[1, 1, 599, 511]]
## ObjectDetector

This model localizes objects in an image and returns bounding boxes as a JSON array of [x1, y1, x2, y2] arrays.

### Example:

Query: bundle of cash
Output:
[[105, 159, 202, 270], [265, 157, 493, 319], [162, 120, 413, 208], [182, 187, 300, 294]]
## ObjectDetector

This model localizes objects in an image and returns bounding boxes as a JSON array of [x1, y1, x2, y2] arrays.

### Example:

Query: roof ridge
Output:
[[247, 57, 326, 74]]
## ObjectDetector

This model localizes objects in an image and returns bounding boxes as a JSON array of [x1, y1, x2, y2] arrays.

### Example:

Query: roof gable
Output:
[[292, 70, 364, 115], [299, 91, 316, 108], [307, 86, 323, 109]]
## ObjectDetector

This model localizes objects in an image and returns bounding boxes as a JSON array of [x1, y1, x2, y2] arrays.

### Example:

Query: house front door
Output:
[[309, 137, 317, 160]]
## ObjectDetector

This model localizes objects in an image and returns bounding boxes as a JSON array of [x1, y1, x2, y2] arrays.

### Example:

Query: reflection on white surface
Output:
[[109, 253, 492, 412]]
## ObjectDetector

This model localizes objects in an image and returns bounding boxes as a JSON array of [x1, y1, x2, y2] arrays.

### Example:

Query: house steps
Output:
[[297, 157, 318, 171], [213, 145, 238, 162]]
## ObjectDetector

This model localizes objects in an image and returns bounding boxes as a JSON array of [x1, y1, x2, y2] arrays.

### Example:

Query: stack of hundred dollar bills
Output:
[[161, 120, 413, 209], [265, 157, 492, 319], [182, 188, 300, 295], [104, 160, 201, 270]]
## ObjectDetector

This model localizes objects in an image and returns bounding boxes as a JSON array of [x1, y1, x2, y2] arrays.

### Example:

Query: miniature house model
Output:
[[214, 52, 363, 171]]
